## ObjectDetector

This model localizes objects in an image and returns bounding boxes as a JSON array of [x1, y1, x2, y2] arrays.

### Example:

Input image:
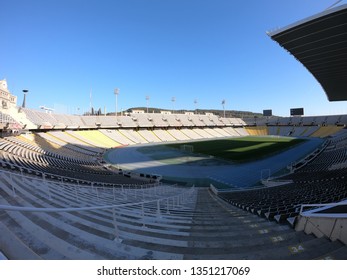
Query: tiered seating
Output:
[[34, 132, 97, 158], [219, 129, 347, 225], [282, 126, 318, 137], [166, 129, 191, 141], [0, 138, 145, 185], [268, 126, 279, 136], [72, 130, 120, 148], [314, 116, 328, 125], [339, 115, 347, 125], [82, 115, 120, 128], [164, 114, 182, 127], [99, 129, 134, 145], [279, 126, 293, 136], [231, 118, 247, 126], [222, 127, 240, 136], [180, 128, 202, 139], [49, 131, 102, 154], [203, 128, 224, 137], [310, 126, 343, 138], [2, 108, 347, 260], [136, 129, 161, 143], [219, 117, 233, 126], [152, 129, 176, 142], [293, 130, 347, 173], [219, 177, 347, 224], [1, 177, 345, 260], [13, 108, 347, 135], [325, 115, 340, 125], [4, 136, 93, 166], [3, 107, 36, 130], [98, 116, 119, 127], [330, 129, 347, 147], [178, 115, 194, 127], [21, 108, 45, 127], [189, 115, 205, 126], [118, 129, 148, 144], [117, 116, 137, 128], [266, 117, 280, 126], [245, 124, 342, 138], [131, 114, 153, 127], [234, 127, 248, 136], [191, 128, 215, 138], [0, 133, 156, 187], [291, 117, 302, 125], [243, 117, 258, 126], [291, 126, 312, 137], [0, 170, 194, 259], [301, 127, 320, 136], [302, 117, 316, 125], [53, 114, 85, 128], [212, 127, 232, 137], [150, 114, 168, 127], [80, 116, 99, 128], [198, 115, 215, 126], [209, 115, 225, 126], [21, 108, 87, 128], [246, 126, 268, 136]]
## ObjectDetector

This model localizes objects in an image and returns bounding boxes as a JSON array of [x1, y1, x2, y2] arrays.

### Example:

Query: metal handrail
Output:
[[300, 201, 347, 218], [0, 181, 195, 241], [0, 186, 195, 213]]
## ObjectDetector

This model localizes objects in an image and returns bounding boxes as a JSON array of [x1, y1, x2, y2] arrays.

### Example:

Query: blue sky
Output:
[[2, 0, 347, 116]]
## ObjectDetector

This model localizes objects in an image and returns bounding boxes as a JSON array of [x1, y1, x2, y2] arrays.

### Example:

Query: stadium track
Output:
[[105, 137, 325, 188]]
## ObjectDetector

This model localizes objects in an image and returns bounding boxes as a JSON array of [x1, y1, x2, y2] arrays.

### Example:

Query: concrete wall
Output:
[[296, 215, 347, 245]]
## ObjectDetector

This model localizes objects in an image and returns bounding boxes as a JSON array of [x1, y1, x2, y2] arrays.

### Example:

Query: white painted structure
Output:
[[0, 79, 17, 109]]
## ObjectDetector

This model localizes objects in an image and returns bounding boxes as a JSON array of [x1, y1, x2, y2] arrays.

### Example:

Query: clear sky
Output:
[[2, 0, 347, 117]]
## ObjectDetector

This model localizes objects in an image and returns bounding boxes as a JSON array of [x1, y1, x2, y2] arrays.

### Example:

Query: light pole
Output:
[[114, 88, 120, 117], [222, 99, 226, 118], [194, 98, 198, 115], [22, 89, 28, 108], [171, 96, 176, 113], [146, 95, 150, 114]]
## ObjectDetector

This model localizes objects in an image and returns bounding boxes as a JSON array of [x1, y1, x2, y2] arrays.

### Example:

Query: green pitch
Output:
[[168, 136, 306, 162]]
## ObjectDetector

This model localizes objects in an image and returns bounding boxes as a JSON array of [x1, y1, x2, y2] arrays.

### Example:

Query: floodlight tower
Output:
[[145, 95, 150, 114], [89, 88, 93, 114], [22, 89, 28, 108], [171, 96, 176, 113], [194, 98, 198, 115], [222, 99, 226, 118], [114, 88, 120, 117]]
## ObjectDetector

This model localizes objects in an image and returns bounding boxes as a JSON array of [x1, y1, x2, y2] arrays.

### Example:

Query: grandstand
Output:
[[1, 5, 347, 260], [1, 104, 346, 259]]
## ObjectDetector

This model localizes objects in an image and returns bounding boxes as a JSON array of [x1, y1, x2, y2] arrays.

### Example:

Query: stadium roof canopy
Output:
[[268, 4, 347, 101]]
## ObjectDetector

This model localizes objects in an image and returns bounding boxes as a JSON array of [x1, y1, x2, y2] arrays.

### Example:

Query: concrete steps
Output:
[[0, 172, 346, 260]]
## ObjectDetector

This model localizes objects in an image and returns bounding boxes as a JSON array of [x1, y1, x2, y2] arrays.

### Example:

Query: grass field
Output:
[[167, 136, 306, 162]]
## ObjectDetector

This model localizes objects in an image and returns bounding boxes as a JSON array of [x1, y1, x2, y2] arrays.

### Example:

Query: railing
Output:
[[299, 202, 347, 218], [0, 176, 196, 242], [0, 167, 179, 206], [297, 202, 347, 245], [209, 184, 219, 195]]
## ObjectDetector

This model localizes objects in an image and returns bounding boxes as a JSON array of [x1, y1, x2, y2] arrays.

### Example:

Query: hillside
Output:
[[124, 107, 264, 118]]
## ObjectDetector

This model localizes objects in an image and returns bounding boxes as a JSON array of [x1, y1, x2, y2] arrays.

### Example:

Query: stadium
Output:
[[0, 4, 347, 260]]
